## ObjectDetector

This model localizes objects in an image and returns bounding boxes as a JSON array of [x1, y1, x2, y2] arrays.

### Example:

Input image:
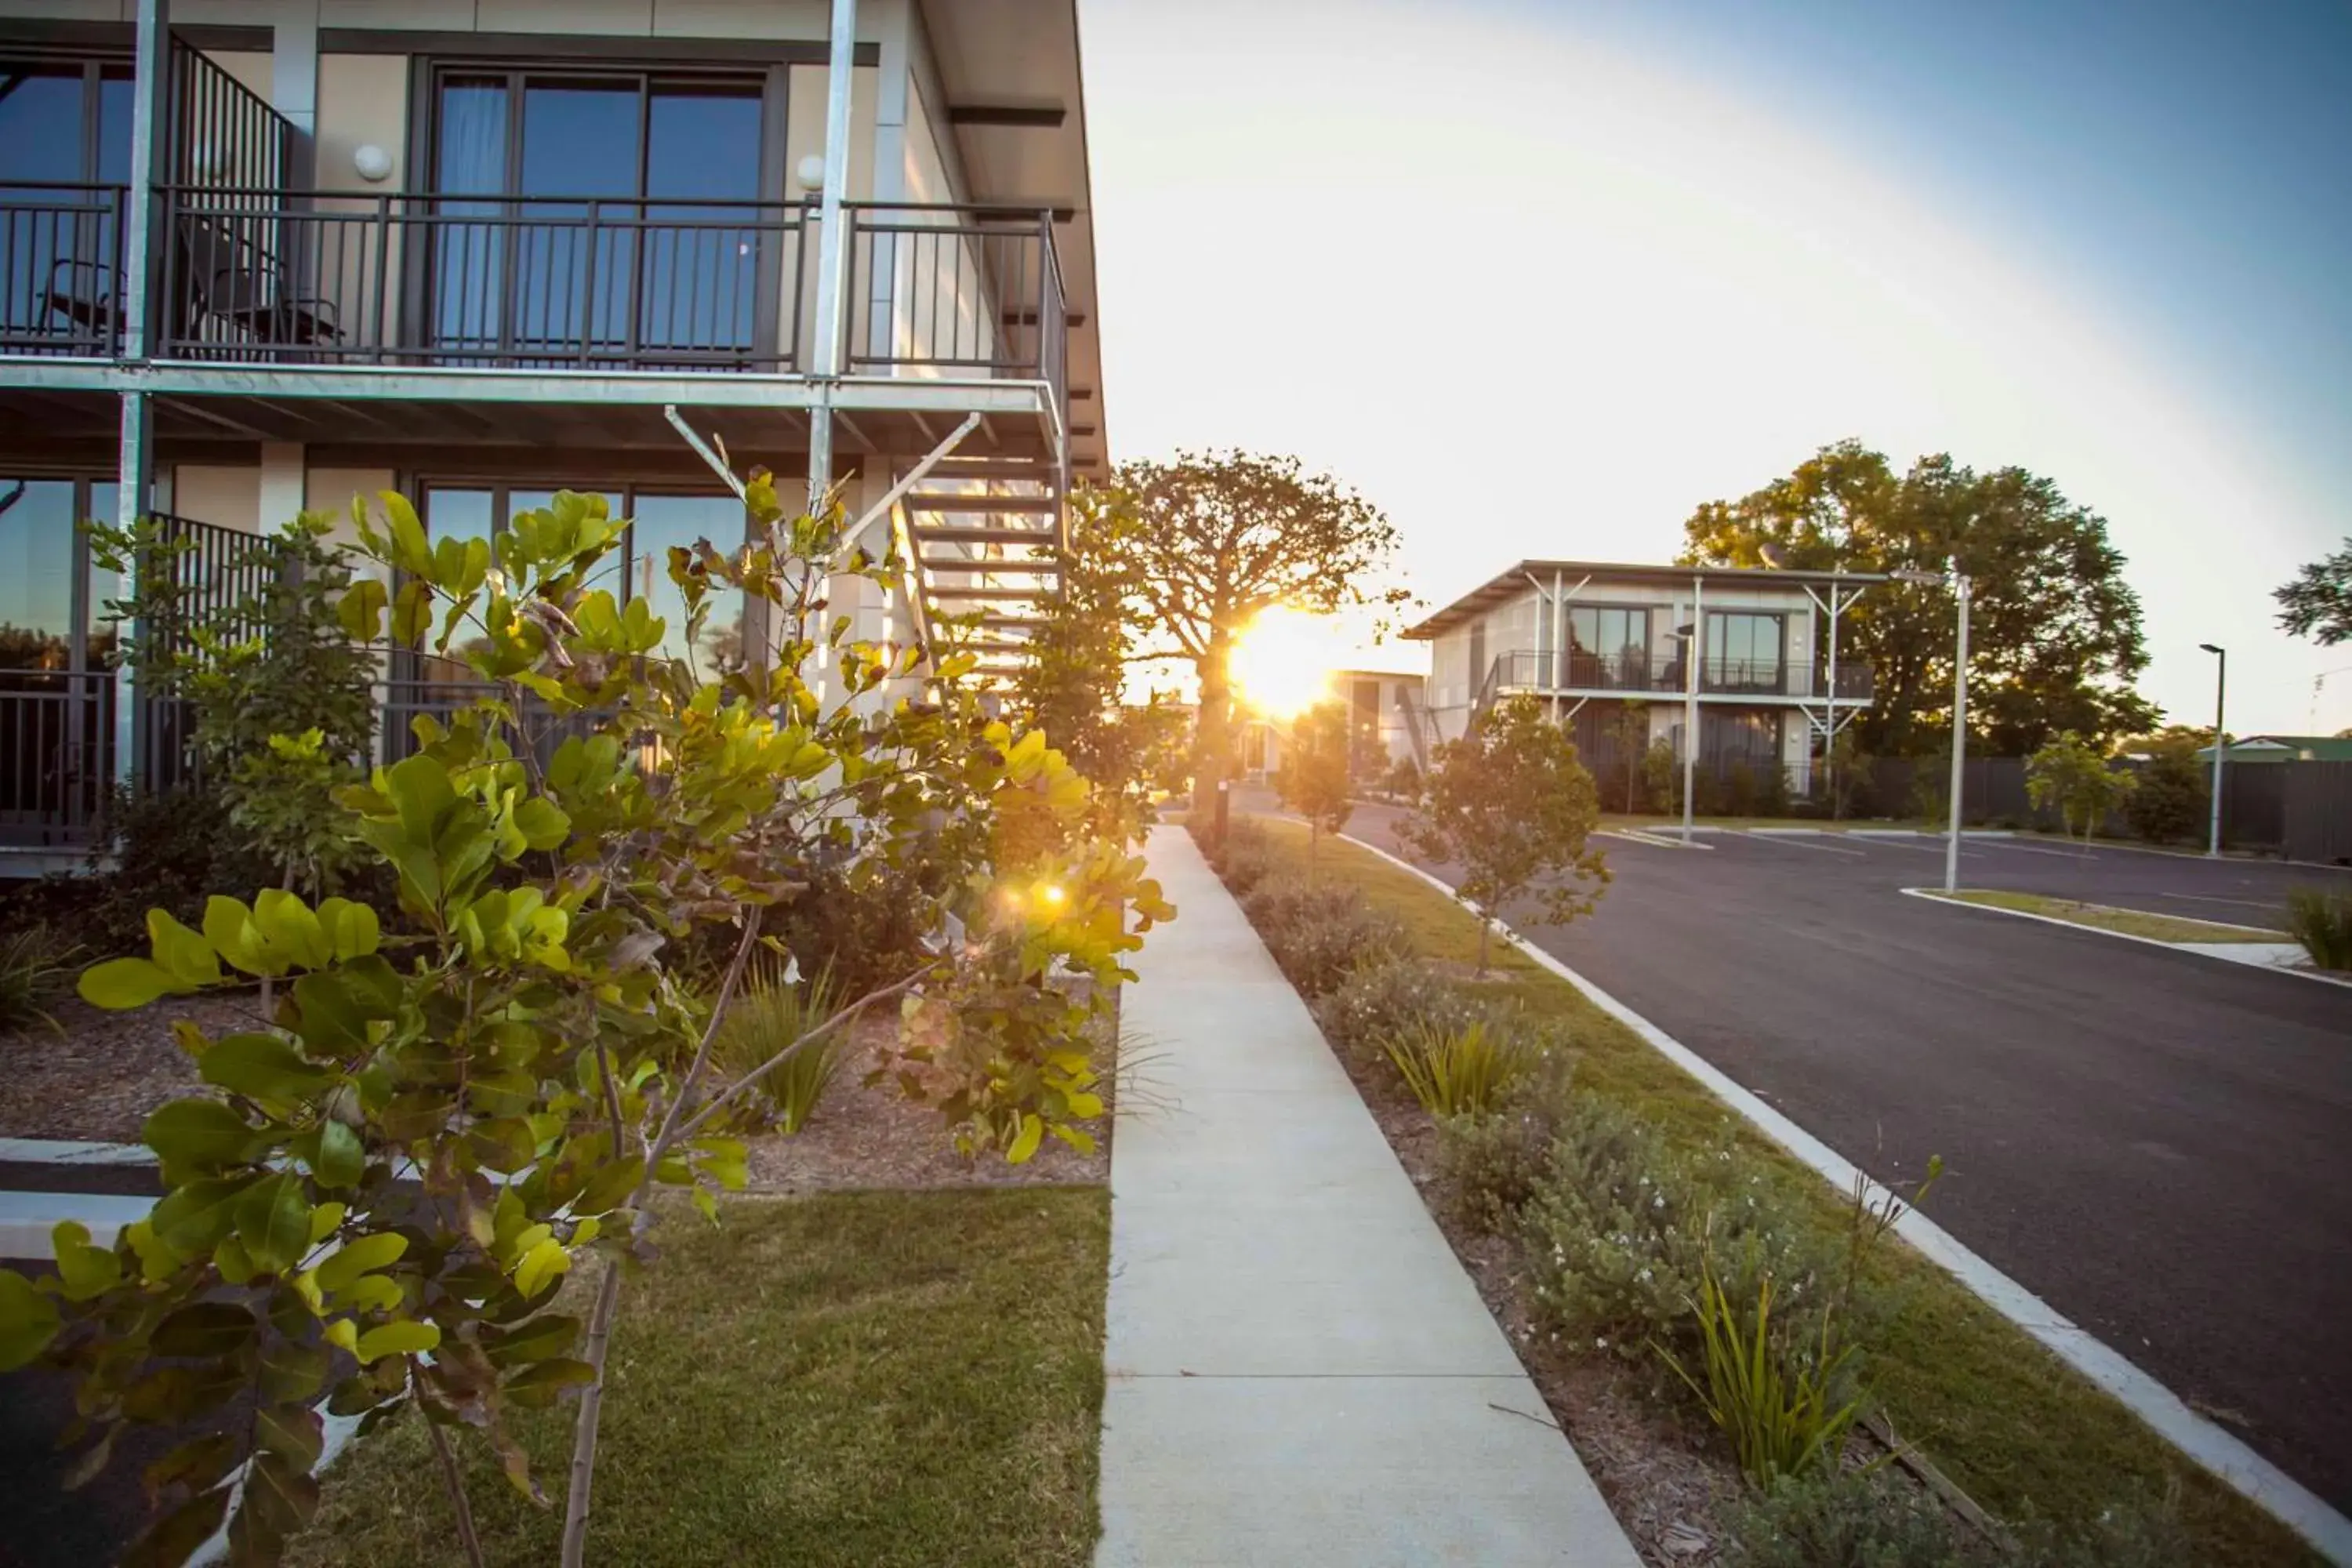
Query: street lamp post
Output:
[[2200, 643, 2226, 858], [1671, 612, 1700, 846], [1895, 564, 1970, 894]]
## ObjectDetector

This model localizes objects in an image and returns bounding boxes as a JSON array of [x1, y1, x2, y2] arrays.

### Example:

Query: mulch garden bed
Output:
[[0, 993, 1110, 1192]]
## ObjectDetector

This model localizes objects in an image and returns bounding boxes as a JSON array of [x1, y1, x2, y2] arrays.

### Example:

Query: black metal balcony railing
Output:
[[1486, 649, 1876, 701], [0, 183, 130, 357], [140, 188, 1065, 387]]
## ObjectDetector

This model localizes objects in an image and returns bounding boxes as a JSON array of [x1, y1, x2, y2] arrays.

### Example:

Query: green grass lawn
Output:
[[1248, 815, 2319, 1568], [289, 1187, 1109, 1568], [1929, 888, 2285, 943]]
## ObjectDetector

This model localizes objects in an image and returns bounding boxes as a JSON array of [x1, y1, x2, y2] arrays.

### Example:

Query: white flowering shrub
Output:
[[1517, 1098, 1835, 1362], [1314, 957, 1480, 1065], [1242, 877, 1406, 996]]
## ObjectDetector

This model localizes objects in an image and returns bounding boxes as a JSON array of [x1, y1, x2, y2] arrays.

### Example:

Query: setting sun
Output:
[[1229, 605, 1344, 720]]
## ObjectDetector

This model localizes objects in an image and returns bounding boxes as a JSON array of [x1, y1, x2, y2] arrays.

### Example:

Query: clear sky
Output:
[[1078, 0, 2352, 735]]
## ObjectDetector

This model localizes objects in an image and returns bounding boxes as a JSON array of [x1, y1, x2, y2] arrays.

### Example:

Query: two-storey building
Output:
[[1406, 559, 1879, 800], [0, 0, 1103, 867]]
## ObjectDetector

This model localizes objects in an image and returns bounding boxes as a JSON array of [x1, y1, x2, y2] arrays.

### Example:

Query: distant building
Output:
[[1404, 559, 1880, 794], [2194, 735, 2352, 764]]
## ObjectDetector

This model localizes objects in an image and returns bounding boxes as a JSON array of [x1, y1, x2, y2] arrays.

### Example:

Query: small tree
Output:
[[2122, 735, 2207, 844], [1641, 739, 1679, 816], [1604, 702, 1650, 813], [1276, 700, 1353, 872], [1399, 696, 1609, 973], [2027, 730, 2137, 843], [0, 482, 1171, 1568]]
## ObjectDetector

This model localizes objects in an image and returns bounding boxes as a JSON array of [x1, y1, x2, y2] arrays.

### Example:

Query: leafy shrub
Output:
[[775, 858, 948, 1000], [716, 953, 850, 1134], [1218, 816, 1273, 895], [1719, 1468, 1982, 1568], [1661, 1262, 1867, 1488], [2285, 887, 2352, 971], [1313, 956, 1479, 1065], [1382, 1017, 1539, 1117], [1436, 1060, 1577, 1230], [2123, 748, 2205, 844], [0, 924, 76, 1034], [1518, 1098, 1835, 1359], [2010, 1489, 2194, 1568], [1242, 876, 1406, 996]]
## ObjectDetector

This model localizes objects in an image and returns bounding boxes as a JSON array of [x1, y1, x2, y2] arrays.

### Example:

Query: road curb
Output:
[[1902, 887, 2352, 992], [1337, 828, 2352, 1566]]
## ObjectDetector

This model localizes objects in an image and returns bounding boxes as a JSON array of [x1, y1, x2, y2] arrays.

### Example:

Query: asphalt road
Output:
[[1319, 799, 2352, 1511]]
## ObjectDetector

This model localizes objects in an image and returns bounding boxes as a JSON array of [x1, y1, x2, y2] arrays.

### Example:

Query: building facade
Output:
[[0, 0, 1102, 869], [1406, 560, 1879, 801]]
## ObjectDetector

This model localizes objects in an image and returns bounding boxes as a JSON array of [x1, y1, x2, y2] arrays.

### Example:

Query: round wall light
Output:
[[795, 152, 827, 190], [352, 143, 394, 183]]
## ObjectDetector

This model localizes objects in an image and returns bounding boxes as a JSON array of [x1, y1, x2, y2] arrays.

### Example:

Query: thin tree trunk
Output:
[[559, 1261, 625, 1568], [1308, 822, 1318, 880], [425, 1410, 488, 1568], [1475, 916, 1491, 976]]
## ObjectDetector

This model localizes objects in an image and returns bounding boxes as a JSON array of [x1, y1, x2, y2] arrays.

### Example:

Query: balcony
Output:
[[1486, 649, 1875, 702], [0, 38, 1073, 464]]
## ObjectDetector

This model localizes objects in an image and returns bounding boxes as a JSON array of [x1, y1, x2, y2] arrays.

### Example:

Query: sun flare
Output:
[[1229, 606, 1342, 720]]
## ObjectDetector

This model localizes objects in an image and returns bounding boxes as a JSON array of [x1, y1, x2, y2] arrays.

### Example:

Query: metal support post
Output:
[[122, 0, 169, 362], [1682, 575, 1701, 846], [1944, 573, 1970, 895], [2203, 644, 2227, 857], [114, 392, 152, 788], [806, 0, 858, 515]]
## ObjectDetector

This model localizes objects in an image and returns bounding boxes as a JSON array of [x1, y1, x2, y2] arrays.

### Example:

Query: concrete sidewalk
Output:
[[1096, 829, 1639, 1567]]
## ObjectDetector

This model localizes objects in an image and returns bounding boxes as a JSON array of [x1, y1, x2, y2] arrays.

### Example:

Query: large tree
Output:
[[1682, 441, 2159, 757], [1103, 451, 1406, 805], [2275, 537, 2352, 646]]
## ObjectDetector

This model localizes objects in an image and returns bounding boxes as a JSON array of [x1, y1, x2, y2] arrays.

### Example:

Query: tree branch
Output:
[[424, 1410, 488, 1568]]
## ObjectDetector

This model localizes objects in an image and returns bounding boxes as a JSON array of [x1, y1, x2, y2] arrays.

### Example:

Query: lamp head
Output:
[[2199, 643, 2223, 655]]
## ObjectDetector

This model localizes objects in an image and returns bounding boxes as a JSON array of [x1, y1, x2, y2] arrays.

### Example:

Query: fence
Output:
[[1860, 755, 2291, 850], [2283, 762, 2352, 865]]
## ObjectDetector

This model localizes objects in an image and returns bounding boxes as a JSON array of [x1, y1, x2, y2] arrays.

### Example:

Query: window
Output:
[[426, 67, 771, 365], [1, 57, 132, 347], [1702, 710, 1781, 771], [1704, 611, 1784, 693], [1566, 605, 1650, 689]]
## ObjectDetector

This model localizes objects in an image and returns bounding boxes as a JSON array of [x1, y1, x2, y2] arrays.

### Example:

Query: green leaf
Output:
[[0, 1268, 62, 1371], [337, 577, 387, 641], [511, 796, 572, 851], [514, 1236, 570, 1300], [201, 896, 271, 977], [78, 956, 183, 1011], [198, 1033, 328, 1105], [151, 1301, 258, 1359], [254, 1403, 325, 1469], [255, 888, 331, 970], [229, 1446, 321, 1562], [502, 1356, 597, 1408], [318, 898, 382, 960], [150, 1176, 256, 1256], [570, 1155, 644, 1218], [390, 578, 434, 648], [381, 490, 434, 576], [1007, 1112, 1044, 1165], [314, 1120, 364, 1189], [141, 1432, 239, 1503], [354, 1319, 440, 1364], [481, 1313, 579, 1369], [117, 1483, 231, 1568], [52, 1218, 122, 1301], [259, 1340, 332, 1406], [143, 1100, 260, 1174], [146, 909, 222, 989], [314, 1230, 407, 1294], [237, 1173, 315, 1276]]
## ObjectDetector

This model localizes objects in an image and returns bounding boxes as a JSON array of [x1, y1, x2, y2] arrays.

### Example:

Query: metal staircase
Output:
[[898, 456, 1066, 684]]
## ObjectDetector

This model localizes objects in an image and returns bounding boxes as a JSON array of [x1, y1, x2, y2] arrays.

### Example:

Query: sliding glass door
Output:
[[426, 68, 769, 367], [0, 57, 132, 350]]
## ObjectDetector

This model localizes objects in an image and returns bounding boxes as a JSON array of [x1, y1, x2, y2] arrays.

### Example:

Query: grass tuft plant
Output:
[[1661, 1262, 1869, 1490], [1381, 1016, 1537, 1117], [717, 949, 851, 1134], [0, 924, 76, 1035], [2285, 887, 2352, 971]]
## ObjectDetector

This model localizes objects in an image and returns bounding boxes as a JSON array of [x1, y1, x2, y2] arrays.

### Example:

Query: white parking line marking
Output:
[[1976, 841, 2099, 860], [2157, 892, 2281, 912], [1853, 836, 1984, 857], [1733, 830, 1866, 857]]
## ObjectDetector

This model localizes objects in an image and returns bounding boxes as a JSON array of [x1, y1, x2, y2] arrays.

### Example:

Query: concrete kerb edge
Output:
[[1334, 829, 2352, 1566], [1900, 887, 2352, 993]]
